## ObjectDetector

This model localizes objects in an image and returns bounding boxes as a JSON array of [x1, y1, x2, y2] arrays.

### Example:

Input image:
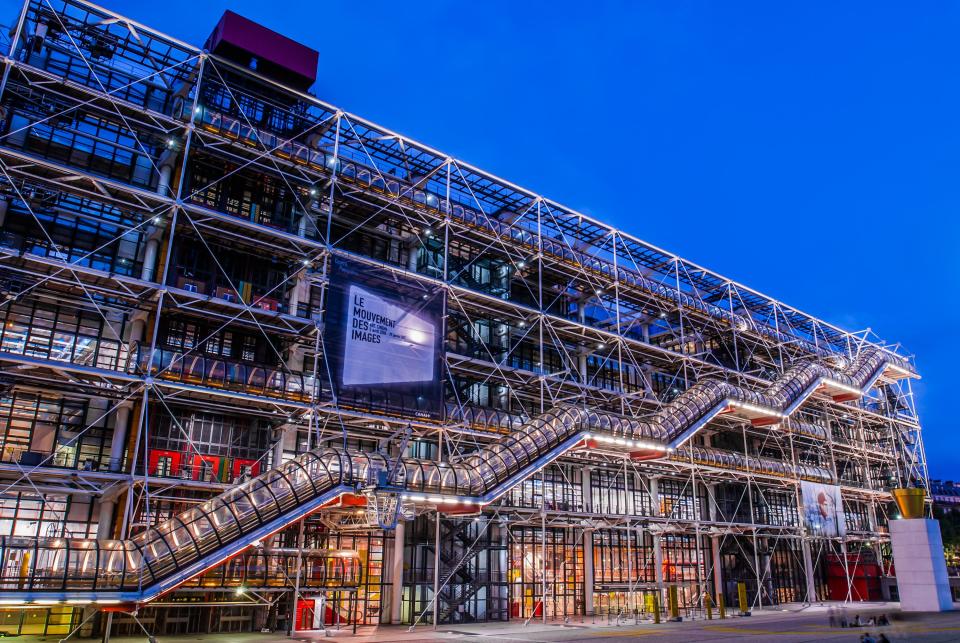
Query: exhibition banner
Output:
[[800, 480, 846, 537], [325, 257, 444, 420]]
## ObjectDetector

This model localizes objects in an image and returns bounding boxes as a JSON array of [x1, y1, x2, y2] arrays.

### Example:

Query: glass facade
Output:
[[0, 0, 926, 634]]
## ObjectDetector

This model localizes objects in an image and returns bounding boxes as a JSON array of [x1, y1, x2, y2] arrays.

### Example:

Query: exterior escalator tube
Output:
[[0, 347, 910, 603]]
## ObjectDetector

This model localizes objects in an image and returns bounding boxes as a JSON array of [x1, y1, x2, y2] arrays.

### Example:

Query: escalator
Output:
[[0, 347, 911, 604]]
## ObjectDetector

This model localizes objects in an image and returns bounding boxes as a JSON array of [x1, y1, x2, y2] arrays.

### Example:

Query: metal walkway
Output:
[[0, 348, 911, 606]]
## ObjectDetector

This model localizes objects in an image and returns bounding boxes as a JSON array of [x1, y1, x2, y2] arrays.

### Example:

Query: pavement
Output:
[[306, 605, 960, 642], [18, 603, 960, 643]]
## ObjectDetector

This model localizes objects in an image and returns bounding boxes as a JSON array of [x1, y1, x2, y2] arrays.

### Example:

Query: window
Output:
[[154, 455, 173, 478], [164, 321, 197, 351], [206, 331, 233, 358], [241, 336, 256, 362]]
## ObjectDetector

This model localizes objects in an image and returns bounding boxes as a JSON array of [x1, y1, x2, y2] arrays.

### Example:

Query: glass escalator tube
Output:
[[63, 540, 99, 591], [0, 347, 911, 600], [176, 505, 222, 556], [611, 416, 626, 440], [401, 459, 427, 494], [154, 517, 202, 568]]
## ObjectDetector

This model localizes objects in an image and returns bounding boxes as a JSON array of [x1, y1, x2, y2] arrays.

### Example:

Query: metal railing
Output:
[[0, 347, 908, 602]]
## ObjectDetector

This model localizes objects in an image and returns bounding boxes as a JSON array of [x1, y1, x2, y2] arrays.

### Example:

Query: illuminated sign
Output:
[[326, 257, 444, 420], [343, 285, 436, 386]]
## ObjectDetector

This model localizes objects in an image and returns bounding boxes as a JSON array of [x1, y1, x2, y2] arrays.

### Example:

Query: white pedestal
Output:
[[889, 518, 953, 612]]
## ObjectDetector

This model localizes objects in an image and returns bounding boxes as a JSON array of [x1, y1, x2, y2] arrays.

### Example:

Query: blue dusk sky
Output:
[[6, 1, 957, 477]]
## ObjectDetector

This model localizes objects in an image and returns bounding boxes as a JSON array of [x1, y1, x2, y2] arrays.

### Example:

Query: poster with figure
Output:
[[325, 256, 444, 420], [800, 480, 846, 537]]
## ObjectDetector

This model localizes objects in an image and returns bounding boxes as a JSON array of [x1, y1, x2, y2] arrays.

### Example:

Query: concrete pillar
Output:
[[649, 477, 661, 517], [272, 429, 285, 468], [653, 534, 664, 589], [583, 528, 594, 616], [286, 345, 304, 373], [649, 476, 664, 604], [141, 236, 160, 281], [157, 162, 174, 198], [577, 304, 588, 385], [287, 273, 305, 317], [758, 536, 771, 603], [407, 247, 419, 272], [406, 233, 420, 272], [640, 364, 656, 401], [273, 422, 297, 467], [581, 466, 592, 513], [706, 483, 718, 522], [711, 536, 723, 604], [141, 154, 175, 282], [801, 537, 817, 603], [889, 518, 954, 611], [129, 317, 147, 345], [127, 315, 148, 372], [581, 466, 595, 616], [107, 402, 133, 473], [390, 519, 406, 624], [496, 323, 510, 366], [96, 498, 116, 540], [631, 472, 643, 517], [706, 484, 723, 601], [297, 198, 318, 238]]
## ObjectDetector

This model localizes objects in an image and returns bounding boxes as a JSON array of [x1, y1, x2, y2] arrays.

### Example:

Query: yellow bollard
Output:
[[704, 593, 713, 620], [737, 581, 750, 616], [718, 593, 726, 619]]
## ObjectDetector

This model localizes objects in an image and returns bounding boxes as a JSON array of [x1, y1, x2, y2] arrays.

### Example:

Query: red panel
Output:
[[833, 393, 860, 402], [191, 453, 222, 481], [825, 555, 884, 601], [440, 504, 482, 516], [253, 297, 280, 312], [148, 449, 182, 477], [295, 599, 316, 630], [231, 458, 260, 480], [320, 493, 367, 510], [630, 448, 665, 461]]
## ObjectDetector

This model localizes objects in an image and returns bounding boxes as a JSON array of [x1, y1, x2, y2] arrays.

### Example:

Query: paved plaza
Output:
[[24, 604, 956, 643], [321, 608, 960, 642]]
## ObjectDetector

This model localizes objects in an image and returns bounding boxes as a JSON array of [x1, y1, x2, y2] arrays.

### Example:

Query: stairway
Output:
[[0, 347, 911, 605]]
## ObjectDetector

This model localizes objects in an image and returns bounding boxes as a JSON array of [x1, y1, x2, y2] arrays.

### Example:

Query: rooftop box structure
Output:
[[204, 10, 318, 91]]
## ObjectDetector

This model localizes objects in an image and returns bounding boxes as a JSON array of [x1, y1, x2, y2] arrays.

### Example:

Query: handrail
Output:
[[142, 346, 316, 402], [0, 347, 909, 604], [189, 106, 913, 367], [2, 9, 912, 365]]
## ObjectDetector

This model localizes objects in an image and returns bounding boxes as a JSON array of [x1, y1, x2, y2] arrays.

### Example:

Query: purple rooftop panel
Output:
[[204, 10, 319, 91]]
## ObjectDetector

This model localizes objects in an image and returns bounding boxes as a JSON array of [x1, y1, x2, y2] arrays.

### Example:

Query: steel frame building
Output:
[[0, 0, 929, 635]]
